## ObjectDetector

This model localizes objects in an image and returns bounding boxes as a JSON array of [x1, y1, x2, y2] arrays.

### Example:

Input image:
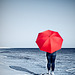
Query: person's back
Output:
[[46, 51, 56, 75]]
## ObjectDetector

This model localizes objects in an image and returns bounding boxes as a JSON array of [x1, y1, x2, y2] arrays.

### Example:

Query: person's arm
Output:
[[46, 52, 48, 57]]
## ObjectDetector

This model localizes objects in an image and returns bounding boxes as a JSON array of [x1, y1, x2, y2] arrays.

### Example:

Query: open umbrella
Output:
[[36, 30, 63, 53]]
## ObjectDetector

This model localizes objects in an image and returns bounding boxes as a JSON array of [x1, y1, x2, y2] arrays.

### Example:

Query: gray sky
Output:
[[0, 0, 75, 48]]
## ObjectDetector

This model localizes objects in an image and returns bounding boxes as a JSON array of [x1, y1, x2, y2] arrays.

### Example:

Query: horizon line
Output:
[[0, 47, 75, 49]]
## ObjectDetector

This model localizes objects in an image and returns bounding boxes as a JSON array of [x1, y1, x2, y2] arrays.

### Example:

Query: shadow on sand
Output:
[[9, 66, 40, 75]]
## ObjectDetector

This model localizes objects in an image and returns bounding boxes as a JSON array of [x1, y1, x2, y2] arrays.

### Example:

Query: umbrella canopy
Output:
[[36, 30, 63, 53]]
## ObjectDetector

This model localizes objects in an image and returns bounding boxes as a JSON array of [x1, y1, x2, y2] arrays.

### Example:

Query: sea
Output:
[[0, 48, 75, 75]]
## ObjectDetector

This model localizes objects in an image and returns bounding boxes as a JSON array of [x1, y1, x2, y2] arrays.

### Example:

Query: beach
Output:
[[0, 48, 75, 75]]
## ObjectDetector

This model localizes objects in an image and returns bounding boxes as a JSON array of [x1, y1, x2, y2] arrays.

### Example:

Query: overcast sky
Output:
[[0, 0, 75, 48]]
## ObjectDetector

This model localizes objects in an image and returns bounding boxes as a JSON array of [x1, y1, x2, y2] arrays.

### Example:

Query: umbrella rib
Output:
[[52, 36, 62, 44], [40, 37, 49, 50]]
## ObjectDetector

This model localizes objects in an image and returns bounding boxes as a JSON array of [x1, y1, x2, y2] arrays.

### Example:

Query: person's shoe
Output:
[[48, 70, 51, 75], [51, 71, 54, 75]]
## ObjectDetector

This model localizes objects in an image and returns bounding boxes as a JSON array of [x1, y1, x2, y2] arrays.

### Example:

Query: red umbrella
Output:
[[36, 30, 63, 53]]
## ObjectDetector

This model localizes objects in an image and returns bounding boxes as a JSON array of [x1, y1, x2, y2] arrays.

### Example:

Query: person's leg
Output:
[[50, 52, 56, 75], [46, 53, 51, 74], [52, 52, 56, 71]]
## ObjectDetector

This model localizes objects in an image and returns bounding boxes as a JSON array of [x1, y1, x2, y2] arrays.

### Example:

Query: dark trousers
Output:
[[46, 52, 56, 71]]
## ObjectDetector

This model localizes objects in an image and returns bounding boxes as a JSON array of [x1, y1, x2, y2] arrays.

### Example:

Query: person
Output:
[[46, 51, 56, 75]]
